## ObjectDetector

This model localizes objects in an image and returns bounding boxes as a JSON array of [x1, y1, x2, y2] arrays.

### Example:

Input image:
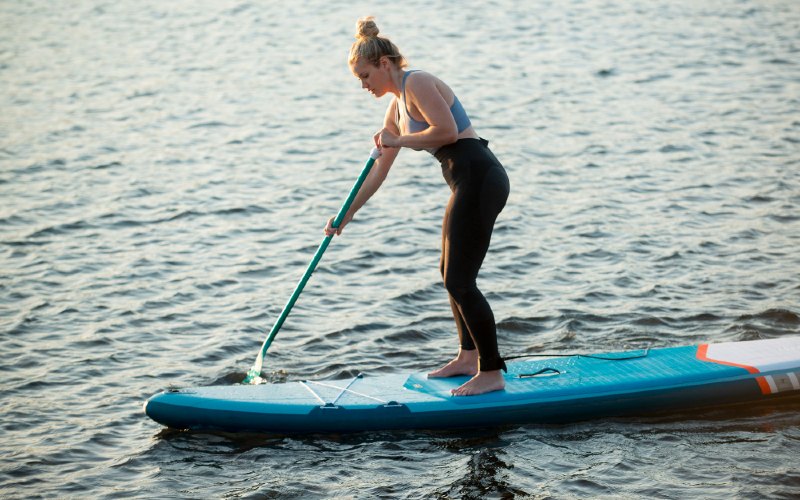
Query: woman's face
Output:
[[351, 57, 391, 98]]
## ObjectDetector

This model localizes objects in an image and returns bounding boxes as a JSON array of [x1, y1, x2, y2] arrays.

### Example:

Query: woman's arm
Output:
[[377, 72, 458, 150], [325, 100, 401, 236]]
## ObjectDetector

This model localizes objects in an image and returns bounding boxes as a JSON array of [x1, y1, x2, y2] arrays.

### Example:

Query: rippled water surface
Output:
[[2, 0, 800, 498]]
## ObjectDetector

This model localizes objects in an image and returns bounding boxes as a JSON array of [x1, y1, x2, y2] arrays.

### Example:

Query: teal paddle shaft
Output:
[[243, 147, 381, 384]]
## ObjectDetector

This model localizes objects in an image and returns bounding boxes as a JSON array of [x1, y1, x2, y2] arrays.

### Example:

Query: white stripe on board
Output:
[[787, 372, 800, 391], [765, 375, 778, 394]]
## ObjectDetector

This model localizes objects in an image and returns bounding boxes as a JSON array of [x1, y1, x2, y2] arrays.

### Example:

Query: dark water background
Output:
[[2, 0, 799, 498]]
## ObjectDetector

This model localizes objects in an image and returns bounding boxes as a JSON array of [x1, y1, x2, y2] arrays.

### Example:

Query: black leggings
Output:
[[434, 138, 510, 372]]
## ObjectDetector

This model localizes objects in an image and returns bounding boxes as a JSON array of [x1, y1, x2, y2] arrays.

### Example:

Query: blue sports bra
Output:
[[398, 70, 472, 135]]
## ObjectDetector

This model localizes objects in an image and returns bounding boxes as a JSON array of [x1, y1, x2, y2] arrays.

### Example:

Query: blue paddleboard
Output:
[[144, 336, 800, 433]]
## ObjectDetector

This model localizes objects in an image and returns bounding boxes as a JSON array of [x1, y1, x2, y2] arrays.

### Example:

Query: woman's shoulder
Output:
[[405, 69, 437, 86], [405, 70, 455, 106], [404, 70, 448, 95]]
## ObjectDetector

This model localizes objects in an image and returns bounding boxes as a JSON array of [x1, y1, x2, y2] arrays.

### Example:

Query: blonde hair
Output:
[[348, 16, 408, 69]]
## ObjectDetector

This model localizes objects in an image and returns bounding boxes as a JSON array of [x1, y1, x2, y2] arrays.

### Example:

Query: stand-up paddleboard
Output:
[[144, 336, 800, 433]]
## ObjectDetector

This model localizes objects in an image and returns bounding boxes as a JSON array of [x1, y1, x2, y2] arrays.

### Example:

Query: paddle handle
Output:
[[243, 147, 381, 383]]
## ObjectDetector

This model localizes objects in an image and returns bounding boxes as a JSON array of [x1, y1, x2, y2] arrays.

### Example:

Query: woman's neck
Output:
[[388, 66, 405, 98]]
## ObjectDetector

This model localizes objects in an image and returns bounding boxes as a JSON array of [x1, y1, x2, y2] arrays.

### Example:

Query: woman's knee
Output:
[[443, 274, 475, 302]]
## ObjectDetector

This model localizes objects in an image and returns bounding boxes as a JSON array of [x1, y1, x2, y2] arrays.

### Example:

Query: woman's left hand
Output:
[[374, 127, 401, 149]]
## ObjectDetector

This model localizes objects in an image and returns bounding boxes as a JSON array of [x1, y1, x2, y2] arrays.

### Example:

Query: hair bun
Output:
[[355, 16, 380, 40]]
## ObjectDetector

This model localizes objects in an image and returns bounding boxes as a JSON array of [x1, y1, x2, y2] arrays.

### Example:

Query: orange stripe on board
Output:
[[697, 344, 760, 374], [755, 376, 772, 395], [697, 344, 772, 395]]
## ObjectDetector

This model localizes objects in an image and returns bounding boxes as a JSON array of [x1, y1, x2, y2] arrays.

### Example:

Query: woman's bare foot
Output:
[[451, 370, 505, 396], [427, 349, 478, 378]]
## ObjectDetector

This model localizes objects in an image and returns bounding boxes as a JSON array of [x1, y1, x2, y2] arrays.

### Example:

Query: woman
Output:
[[324, 17, 510, 396]]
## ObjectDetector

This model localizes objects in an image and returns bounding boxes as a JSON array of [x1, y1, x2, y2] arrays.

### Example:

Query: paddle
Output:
[[243, 147, 382, 384]]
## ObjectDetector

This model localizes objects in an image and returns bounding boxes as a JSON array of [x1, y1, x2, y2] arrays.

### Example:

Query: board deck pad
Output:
[[144, 337, 800, 433], [403, 345, 754, 404]]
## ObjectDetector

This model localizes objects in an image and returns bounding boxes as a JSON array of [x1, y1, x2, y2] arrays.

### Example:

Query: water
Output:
[[2, 0, 799, 497]]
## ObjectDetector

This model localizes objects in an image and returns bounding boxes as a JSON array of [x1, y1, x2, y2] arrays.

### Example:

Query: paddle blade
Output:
[[243, 367, 263, 385], [242, 355, 265, 385]]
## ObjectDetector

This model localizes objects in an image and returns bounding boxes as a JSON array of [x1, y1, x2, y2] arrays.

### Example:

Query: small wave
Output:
[[165, 210, 201, 222], [282, 145, 324, 156], [567, 248, 619, 262], [384, 329, 432, 343], [187, 121, 234, 129], [698, 210, 737, 220], [681, 313, 723, 323], [579, 144, 609, 156], [659, 144, 693, 154], [237, 265, 278, 278], [497, 316, 553, 333], [389, 283, 441, 304], [730, 228, 766, 241], [109, 219, 145, 228], [744, 195, 775, 203], [768, 213, 799, 223], [126, 90, 158, 100], [656, 251, 681, 262], [577, 229, 612, 239], [632, 316, 671, 327], [0, 214, 30, 227], [224, 3, 253, 16], [635, 73, 671, 84], [27, 220, 94, 239], [91, 161, 122, 170], [212, 205, 270, 216], [737, 308, 799, 325]]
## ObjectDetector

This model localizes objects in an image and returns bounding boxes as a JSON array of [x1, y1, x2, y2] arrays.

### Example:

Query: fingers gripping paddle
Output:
[[243, 147, 382, 384]]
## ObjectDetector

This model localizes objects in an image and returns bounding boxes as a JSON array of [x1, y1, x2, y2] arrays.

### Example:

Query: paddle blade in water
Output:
[[243, 364, 264, 385]]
